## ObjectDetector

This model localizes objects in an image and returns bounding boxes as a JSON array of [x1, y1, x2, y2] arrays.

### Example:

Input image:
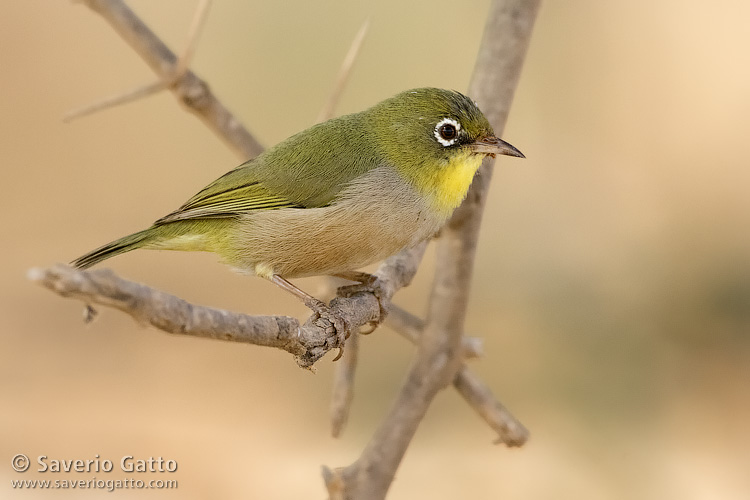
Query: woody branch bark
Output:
[[30, 244, 424, 369], [78, 0, 263, 159], [385, 307, 528, 446], [323, 1, 540, 498]]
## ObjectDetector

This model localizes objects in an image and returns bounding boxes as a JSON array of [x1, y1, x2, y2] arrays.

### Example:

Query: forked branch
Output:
[[74, 0, 263, 159]]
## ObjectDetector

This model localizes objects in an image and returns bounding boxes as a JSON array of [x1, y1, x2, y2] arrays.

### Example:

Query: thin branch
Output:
[[454, 366, 529, 446], [330, 331, 359, 437], [385, 305, 483, 359], [74, 0, 263, 159], [65, 0, 213, 123], [31, 245, 426, 369], [385, 306, 528, 445], [31, 265, 309, 365], [329, 281, 508, 439], [64, 80, 169, 122], [173, 0, 213, 80], [324, 1, 540, 497], [316, 19, 370, 123]]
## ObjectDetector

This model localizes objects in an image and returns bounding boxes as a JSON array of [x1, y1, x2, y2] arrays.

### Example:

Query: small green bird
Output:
[[72, 88, 523, 313]]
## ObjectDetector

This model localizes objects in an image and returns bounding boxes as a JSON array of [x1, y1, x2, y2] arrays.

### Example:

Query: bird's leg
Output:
[[332, 271, 388, 333], [271, 274, 328, 311], [270, 274, 349, 359]]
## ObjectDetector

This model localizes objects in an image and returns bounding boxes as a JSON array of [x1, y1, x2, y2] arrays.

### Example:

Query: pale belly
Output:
[[224, 167, 447, 278]]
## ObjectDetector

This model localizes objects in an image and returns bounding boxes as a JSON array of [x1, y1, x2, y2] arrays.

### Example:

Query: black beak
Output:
[[469, 136, 525, 158]]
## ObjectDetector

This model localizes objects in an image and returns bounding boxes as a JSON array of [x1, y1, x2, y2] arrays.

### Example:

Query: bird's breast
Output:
[[225, 166, 447, 278]]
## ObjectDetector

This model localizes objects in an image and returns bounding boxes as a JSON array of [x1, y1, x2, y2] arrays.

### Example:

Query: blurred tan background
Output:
[[2, 1, 749, 498]]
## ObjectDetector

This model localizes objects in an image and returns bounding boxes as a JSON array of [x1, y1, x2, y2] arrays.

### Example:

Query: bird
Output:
[[72, 87, 523, 319]]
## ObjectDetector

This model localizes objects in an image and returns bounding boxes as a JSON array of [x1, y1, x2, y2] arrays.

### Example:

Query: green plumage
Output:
[[72, 88, 523, 280], [72, 228, 154, 269]]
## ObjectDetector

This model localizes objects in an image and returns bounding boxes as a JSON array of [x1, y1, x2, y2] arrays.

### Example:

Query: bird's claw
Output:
[[331, 347, 344, 362], [310, 303, 350, 361]]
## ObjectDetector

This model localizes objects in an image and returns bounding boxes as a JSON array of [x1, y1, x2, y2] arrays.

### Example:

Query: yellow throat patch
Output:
[[424, 151, 484, 215]]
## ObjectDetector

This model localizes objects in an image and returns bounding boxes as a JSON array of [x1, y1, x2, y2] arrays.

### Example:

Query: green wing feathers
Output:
[[155, 181, 299, 225]]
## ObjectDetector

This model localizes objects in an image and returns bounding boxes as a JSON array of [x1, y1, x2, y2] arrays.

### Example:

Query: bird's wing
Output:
[[154, 113, 379, 225], [154, 166, 302, 225]]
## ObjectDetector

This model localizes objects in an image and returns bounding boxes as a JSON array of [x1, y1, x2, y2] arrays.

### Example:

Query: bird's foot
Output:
[[306, 298, 350, 361], [270, 274, 350, 360]]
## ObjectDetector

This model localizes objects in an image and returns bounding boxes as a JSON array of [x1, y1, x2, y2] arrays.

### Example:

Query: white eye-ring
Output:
[[434, 118, 461, 147]]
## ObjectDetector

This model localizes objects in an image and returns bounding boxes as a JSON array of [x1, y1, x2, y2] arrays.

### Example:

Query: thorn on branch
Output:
[[71, 0, 263, 158], [330, 331, 359, 437], [66, 0, 212, 122], [316, 18, 370, 123]]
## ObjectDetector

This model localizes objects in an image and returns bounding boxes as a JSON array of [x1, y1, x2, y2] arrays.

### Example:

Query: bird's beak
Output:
[[469, 136, 525, 158]]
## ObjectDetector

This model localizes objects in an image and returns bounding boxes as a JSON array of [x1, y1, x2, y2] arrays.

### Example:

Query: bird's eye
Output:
[[440, 124, 456, 140], [434, 118, 461, 147]]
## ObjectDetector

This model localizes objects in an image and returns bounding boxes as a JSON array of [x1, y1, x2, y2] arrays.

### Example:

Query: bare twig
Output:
[[73, 0, 263, 159], [385, 306, 483, 359], [172, 0, 213, 81], [65, 0, 213, 122], [31, 265, 309, 365], [454, 366, 529, 446], [64, 80, 169, 122], [31, 245, 425, 368], [385, 306, 527, 445], [330, 331, 359, 437], [324, 1, 540, 497], [316, 19, 370, 123]]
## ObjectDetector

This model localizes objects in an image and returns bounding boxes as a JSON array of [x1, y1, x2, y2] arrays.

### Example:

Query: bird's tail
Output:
[[71, 228, 157, 269]]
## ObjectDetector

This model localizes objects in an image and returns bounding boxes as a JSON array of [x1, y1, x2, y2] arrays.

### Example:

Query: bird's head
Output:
[[368, 88, 524, 214]]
